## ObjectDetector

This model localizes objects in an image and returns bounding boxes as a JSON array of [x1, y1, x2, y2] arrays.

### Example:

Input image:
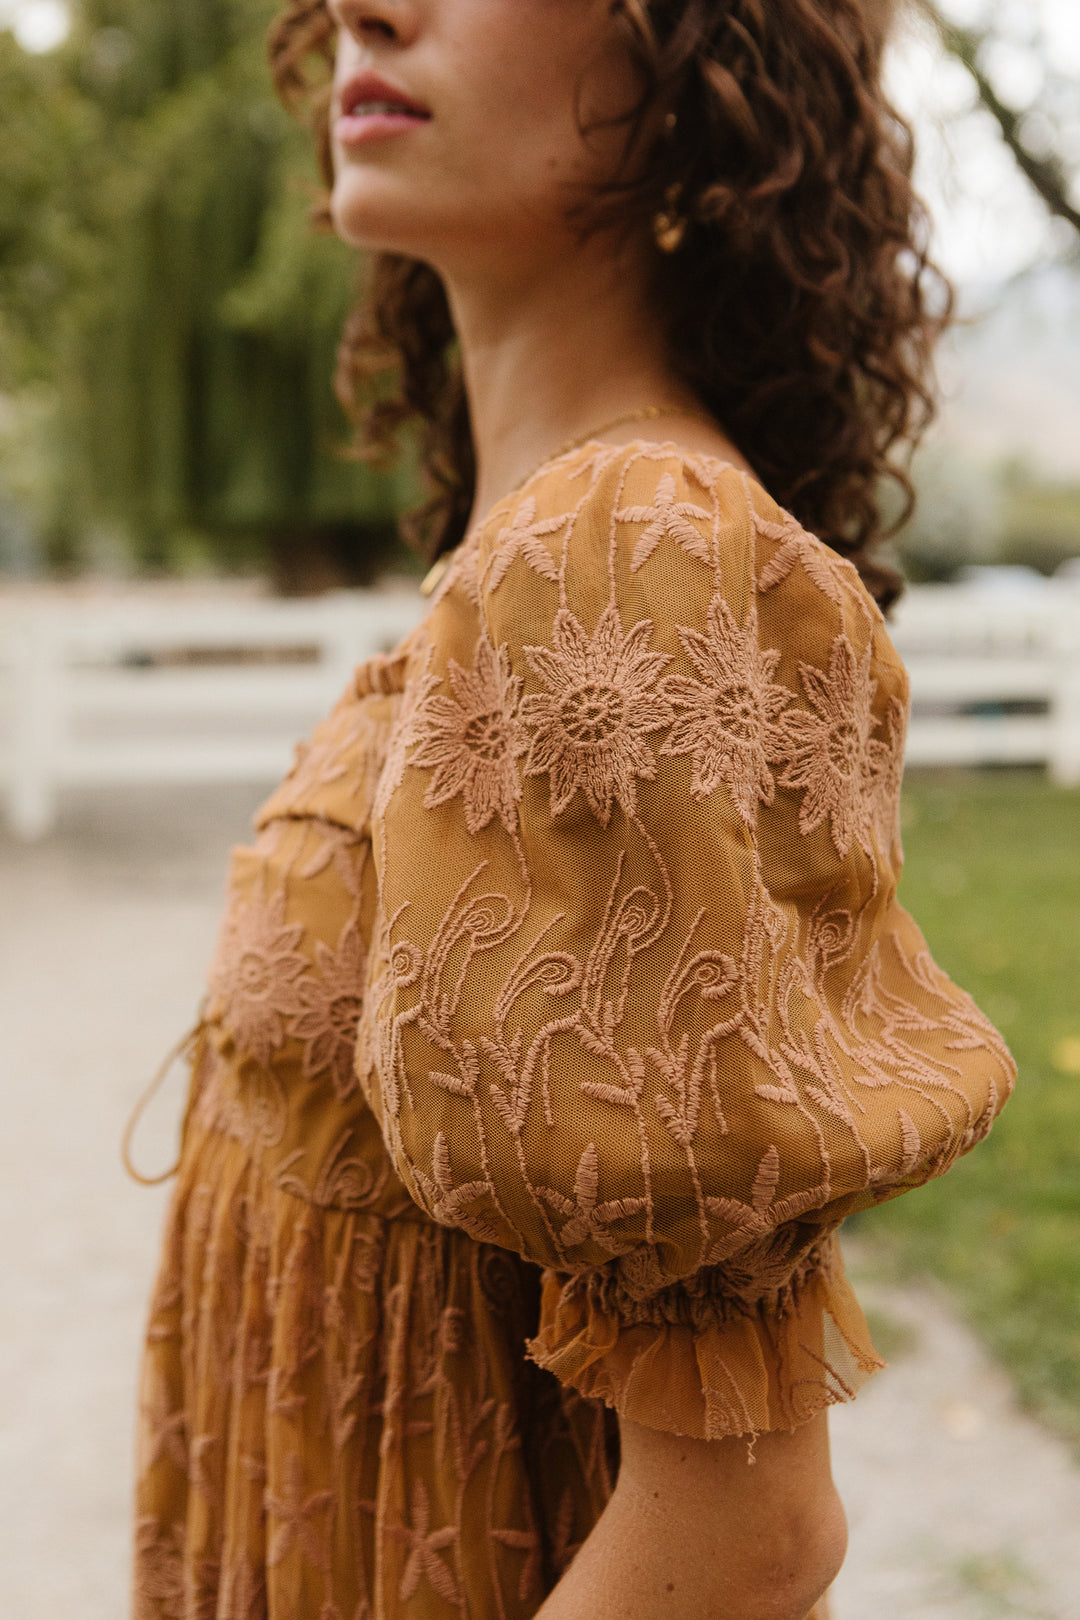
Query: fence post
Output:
[[8, 611, 63, 839], [1049, 610, 1080, 788], [1050, 668, 1080, 787], [322, 597, 368, 694]]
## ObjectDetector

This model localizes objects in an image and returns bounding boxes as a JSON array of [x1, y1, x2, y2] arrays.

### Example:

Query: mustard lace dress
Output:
[[133, 441, 1015, 1619]]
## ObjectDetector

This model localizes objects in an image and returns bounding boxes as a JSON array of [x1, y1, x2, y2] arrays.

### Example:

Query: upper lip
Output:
[[337, 72, 430, 119]]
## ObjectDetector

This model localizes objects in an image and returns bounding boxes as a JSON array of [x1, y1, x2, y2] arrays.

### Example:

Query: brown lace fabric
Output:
[[133, 440, 1015, 1616]]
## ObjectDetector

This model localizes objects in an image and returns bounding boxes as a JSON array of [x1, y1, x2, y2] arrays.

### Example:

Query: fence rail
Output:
[[1, 580, 1078, 839], [0, 590, 425, 838], [888, 581, 1080, 785]]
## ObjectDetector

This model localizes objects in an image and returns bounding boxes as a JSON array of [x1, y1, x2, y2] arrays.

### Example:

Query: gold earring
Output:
[[653, 182, 687, 254]]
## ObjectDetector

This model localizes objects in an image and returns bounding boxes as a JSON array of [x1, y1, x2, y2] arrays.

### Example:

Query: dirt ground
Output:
[[2, 781, 1078, 1620]]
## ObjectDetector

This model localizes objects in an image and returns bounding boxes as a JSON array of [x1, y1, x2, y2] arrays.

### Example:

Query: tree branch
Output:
[[916, 0, 1080, 239]]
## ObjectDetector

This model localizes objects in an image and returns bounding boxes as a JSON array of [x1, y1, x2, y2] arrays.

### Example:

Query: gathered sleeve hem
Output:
[[523, 1229, 886, 1441]]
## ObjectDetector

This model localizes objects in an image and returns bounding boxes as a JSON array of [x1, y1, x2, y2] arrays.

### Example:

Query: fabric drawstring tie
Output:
[[121, 1013, 207, 1187]]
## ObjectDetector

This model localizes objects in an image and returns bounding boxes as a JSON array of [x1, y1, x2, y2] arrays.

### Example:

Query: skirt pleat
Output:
[[133, 1119, 618, 1619]]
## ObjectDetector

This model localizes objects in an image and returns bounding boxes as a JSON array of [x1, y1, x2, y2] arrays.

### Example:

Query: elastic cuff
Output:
[[524, 1233, 885, 1441]]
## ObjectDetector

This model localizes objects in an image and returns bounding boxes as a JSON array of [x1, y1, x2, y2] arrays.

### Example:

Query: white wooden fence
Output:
[[0, 589, 425, 839], [889, 580, 1080, 785], [1, 579, 1078, 840]]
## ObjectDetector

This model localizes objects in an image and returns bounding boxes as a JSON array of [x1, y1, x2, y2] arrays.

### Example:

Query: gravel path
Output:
[[1, 784, 1075, 1619]]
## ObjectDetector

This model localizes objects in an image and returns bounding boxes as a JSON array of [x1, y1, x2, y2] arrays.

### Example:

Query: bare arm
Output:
[[534, 1411, 846, 1620]]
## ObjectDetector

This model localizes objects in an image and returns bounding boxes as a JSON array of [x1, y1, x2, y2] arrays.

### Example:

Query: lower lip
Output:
[[335, 112, 430, 145]]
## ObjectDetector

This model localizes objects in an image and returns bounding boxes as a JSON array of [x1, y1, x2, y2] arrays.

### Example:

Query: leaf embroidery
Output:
[[536, 1143, 647, 1247]]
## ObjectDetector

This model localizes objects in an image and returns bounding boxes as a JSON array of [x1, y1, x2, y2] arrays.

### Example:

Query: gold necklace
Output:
[[513, 402, 717, 495], [420, 403, 715, 596]]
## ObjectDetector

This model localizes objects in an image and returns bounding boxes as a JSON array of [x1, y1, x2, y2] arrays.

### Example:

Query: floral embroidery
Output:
[[265, 1455, 334, 1569], [297, 820, 367, 900], [871, 692, 909, 857], [429, 529, 483, 611], [388, 1479, 461, 1605], [134, 1518, 185, 1618], [407, 637, 526, 834], [135, 442, 1013, 1619], [521, 605, 673, 825], [372, 441, 1012, 1395], [139, 1371, 188, 1473], [258, 651, 409, 824], [217, 1558, 266, 1620], [536, 1142, 647, 1249], [748, 482, 867, 614], [412, 1132, 501, 1243], [771, 632, 889, 858], [661, 591, 791, 821], [484, 495, 565, 592], [207, 887, 309, 1067], [615, 470, 714, 571], [372, 641, 440, 824], [491, 1523, 543, 1605], [289, 920, 367, 1098]]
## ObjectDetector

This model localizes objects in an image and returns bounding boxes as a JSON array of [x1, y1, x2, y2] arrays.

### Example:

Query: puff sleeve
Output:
[[362, 441, 1016, 1441]]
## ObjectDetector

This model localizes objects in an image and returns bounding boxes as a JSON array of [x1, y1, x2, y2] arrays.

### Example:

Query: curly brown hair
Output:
[[269, 0, 949, 610]]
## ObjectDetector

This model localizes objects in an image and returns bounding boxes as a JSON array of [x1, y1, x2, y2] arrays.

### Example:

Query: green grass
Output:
[[846, 769, 1080, 1447]]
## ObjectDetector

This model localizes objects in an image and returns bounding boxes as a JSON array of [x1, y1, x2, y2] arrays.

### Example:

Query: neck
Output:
[[437, 231, 705, 531]]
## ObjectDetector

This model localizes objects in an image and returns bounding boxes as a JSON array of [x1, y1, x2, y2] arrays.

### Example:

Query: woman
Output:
[[131, 0, 1016, 1616]]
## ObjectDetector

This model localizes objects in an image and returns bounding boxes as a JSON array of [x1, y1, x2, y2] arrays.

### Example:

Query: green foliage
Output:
[[893, 449, 1080, 583], [892, 442, 1006, 583], [998, 465, 1080, 576], [0, 0, 412, 579], [851, 771, 1080, 1449], [0, 33, 104, 387]]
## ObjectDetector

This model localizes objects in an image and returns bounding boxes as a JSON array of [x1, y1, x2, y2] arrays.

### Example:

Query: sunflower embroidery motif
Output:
[[207, 888, 310, 1067], [770, 632, 890, 858], [371, 644, 440, 823], [288, 920, 366, 1099], [407, 637, 527, 834], [869, 692, 908, 856], [522, 605, 673, 825], [661, 591, 791, 823]]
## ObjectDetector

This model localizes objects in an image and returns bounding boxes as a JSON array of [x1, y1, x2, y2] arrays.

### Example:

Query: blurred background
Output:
[[1, 1, 1079, 1616]]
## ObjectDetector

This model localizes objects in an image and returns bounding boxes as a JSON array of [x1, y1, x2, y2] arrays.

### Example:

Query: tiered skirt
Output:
[[132, 1115, 619, 1619]]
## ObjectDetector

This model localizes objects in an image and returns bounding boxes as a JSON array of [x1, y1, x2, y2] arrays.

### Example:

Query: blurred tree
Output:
[[919, 0, 1080, 244], [0, 32, 102, 387], [8, 0, 1075, 584], [892, 440, 1006, 582], [0, 30, 107, 567], [0, 0, 413, 586]]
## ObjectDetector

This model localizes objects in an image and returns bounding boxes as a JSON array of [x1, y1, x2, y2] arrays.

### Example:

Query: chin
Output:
[[331, 198, 391, 252], [329, 169, 410, 252]]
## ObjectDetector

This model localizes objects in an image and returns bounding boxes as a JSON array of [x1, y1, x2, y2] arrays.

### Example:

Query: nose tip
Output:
[[333, 0, 420, 48]]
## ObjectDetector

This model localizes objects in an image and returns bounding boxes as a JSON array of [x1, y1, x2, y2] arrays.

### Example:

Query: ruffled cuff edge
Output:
[[524, 1237, 886, 1442]]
